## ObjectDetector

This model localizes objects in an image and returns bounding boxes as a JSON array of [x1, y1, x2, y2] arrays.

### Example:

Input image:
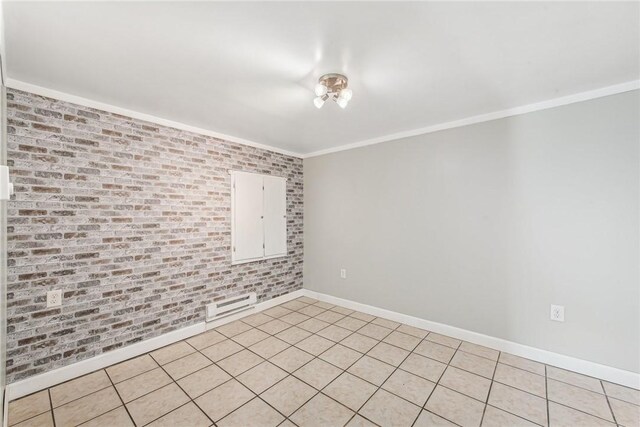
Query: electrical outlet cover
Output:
[[550, 304, 565, 322], [340, 269, 347, 279], [47, 290, 62, 308]]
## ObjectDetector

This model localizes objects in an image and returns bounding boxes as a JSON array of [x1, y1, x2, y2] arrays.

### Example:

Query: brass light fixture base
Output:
[[318, 73, 349, 94], [314, 73, 352, 109]]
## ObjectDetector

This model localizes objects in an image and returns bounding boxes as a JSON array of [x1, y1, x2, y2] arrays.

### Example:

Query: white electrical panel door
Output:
[[232, 172, 264, 263], [263, 176, 287, 257]]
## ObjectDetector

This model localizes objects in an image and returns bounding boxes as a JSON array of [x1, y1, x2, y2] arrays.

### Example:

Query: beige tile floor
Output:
[[7, 296, 640, 427]]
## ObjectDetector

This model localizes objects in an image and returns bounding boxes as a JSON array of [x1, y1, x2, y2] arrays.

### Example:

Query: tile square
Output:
[[263, 306, 293, 318], [296, 296, 319, 304], [323, 372, 377, 411], [195, 379, 254, 422], [414, 340, 456, 364], [346, 415, 377, 427], [347, 355, 395, 386], [335, 316, 367, 331], [257, 319, 291, 335], [106, 354, 158, 383], [295, 334, 334, 355], [498, 353, 545, 376], [413, 410, 457, 426], [547, 366, 603, 393], [450, 350, 497, 379], [237, 361, 288, 394], [349, 311, 375, 322], [290, 393, 354, 427], [218, 397, 284, 427], [54, 387, 122, 427], [482, 405, 539, 427], [615, 400, 640, 427], [150, 341, 196, 365], [177, 363, 232, 399], [317, 324, 352, 342], [425, 333, 461, 349], [397, 324, 429, 339], [186, 329, 225, 350], [319, 343, 362, 369], [294, 358, 342, 390], [383, 330, 421, 351], [360, 389, 421, 427], [163, 351, 211, 380], [282, 300, 309, 311], [603, 381, 640, 406], [232, 327, 270, 347], [261, 375, 317, 416], [249, 336, 290, 359], [216, 320, 253, 337], [146, 402, 211, 427], [242, 312, 273, 327], [426, 385, 485, 427], [315, 310, 345, 323], [298, 318, 331, 333], [50, 370, 112, 408], [400, 353, 446, 382], [372, 317, 401, 329], [548, 402, 614, 427], [8, 390, 51, 426], [200, 338, 243, 362], [439, 366, 491, 402], [382, 369, 436, 406], [489, 382, 548, 426], [459, 341, 500, 361], [115, 367, 173, 402], [218, 349, 264, 376], [276, 325, 312, 344], [547, 379, 614, 422], [358, 323, 392, 340], [270, 346, 315, 372], [12, 412, 54, 427], [126, 383, 190, 425], [313, 301, 336, 310], [367, 341, 409, 366], [341, 333, 379, 353], [494, 363, 546, 398], [298, 304, 326, 317], [81, 407, 133, 427], [331, 306, 355, 316], [281, 311, 311, 325]]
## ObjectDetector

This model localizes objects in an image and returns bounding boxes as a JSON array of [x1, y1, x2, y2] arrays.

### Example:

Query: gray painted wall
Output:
[[304, 91, 639, 373]]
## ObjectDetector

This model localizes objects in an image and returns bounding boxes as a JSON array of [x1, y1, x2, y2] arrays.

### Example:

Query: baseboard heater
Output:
[[206, 292, 257, 322]]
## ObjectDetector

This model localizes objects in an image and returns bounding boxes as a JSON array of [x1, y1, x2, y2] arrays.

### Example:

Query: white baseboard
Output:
[[5, 289, 304, 402], [6, 286, 637, 409], [303, 290, 640, 390]]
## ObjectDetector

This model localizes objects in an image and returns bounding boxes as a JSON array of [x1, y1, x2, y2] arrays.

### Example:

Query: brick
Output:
[[6, 88, 303, 384]]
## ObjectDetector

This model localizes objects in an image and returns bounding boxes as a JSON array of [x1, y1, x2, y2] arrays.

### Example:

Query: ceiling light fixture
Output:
[[313, 73, 352, 109]]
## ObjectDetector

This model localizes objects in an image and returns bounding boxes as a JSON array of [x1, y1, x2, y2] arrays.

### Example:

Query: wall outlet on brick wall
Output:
[[47, 290, 62, 308]]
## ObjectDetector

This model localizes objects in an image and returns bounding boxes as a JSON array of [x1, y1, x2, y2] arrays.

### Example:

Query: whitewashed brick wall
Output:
[[5, 89, 303, 383]]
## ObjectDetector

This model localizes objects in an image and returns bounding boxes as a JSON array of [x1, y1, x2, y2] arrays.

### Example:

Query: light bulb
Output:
[[339, 88, 353, 102], [314, 83, 328, 97], [314, 96, 325, 109], [336, 97, 349, 109]]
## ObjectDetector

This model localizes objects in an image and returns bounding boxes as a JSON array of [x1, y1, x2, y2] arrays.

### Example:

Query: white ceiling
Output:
[[3, 2, 639, 156]]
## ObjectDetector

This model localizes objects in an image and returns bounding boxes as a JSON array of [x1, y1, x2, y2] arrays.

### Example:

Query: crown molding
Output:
[[302, 80, 640, 159], [6, 78, 638, 160], [4, 79, 304, 159]]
